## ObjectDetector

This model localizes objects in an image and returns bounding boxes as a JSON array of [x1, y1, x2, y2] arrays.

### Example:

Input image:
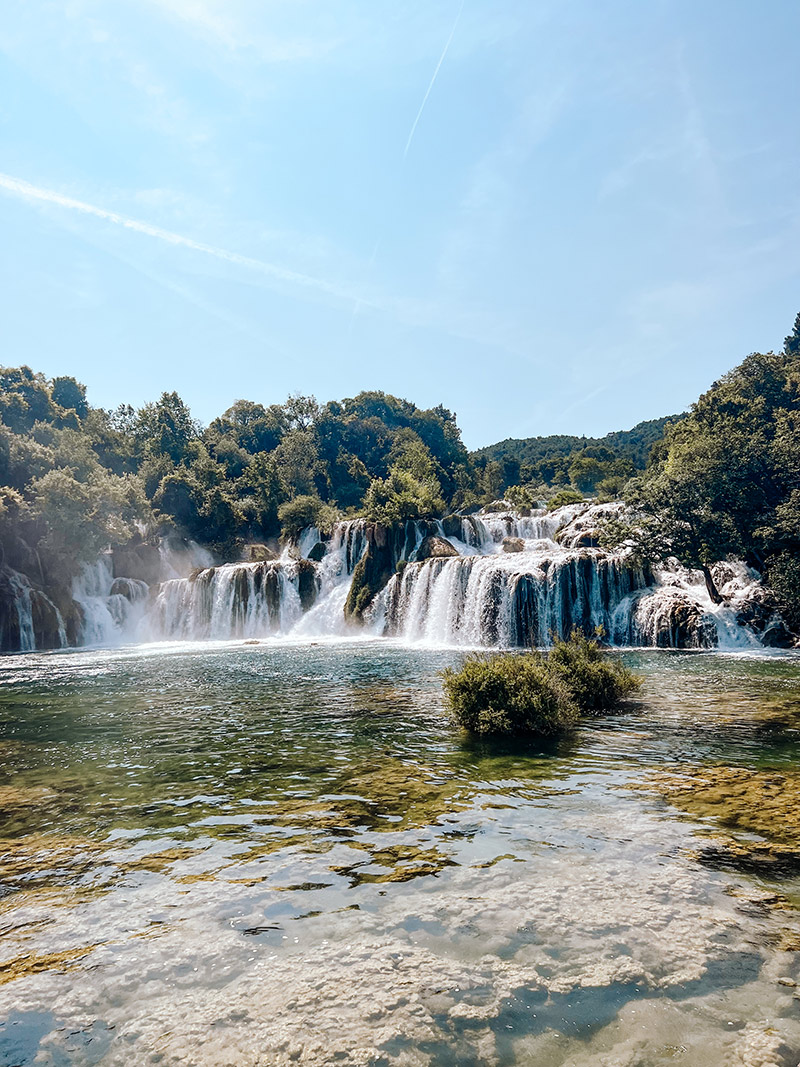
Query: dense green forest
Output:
[[471, 416, 678, 503], [0, 381, 482, 586], [606, 314, 800, 630], [1, 313, 799, 635]]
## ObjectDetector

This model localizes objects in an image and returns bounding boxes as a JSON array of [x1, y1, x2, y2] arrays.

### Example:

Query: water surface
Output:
[[1, 641, 799, 1066]]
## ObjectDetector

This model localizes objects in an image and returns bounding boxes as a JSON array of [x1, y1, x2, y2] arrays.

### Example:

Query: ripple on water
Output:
[[0, 642, 800, 1064]]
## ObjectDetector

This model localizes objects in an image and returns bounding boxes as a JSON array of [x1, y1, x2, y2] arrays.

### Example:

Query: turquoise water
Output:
[[0, 640, 799, 1065]]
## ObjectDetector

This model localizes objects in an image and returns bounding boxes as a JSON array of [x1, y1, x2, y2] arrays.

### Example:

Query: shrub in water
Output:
[[442, 654, 579, 739], [442, 631, 641, 739], [547, 629, 641, 711]]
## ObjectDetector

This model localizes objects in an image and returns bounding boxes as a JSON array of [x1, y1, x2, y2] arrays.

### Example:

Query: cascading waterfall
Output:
[[8, 569, 36, 652], [153, 560, 309, 640], [4, 506, 786, 652], [375, 542, 650, 647], [73, 555, 150, 646], [0, 566, 67, 653]]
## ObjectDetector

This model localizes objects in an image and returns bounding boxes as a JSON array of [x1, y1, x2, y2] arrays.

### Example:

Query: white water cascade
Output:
[[71, 537, 213, 647], [6, 506, 786, 653], [0, 566, 67, 653], [370, 506, 769, 650]]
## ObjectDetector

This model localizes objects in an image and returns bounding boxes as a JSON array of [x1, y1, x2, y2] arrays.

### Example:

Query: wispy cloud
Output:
[[145, 0, 341, 63], [0, 172, 364, 306], [403, 0, 465, 158], [0, 171, 521, 357]]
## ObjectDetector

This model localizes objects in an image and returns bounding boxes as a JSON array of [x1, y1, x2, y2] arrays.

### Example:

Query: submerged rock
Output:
[[639, 765, 800, 878]]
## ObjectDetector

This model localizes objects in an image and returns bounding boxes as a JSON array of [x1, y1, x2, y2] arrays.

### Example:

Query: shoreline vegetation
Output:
[[1, 312, 800, 650], [442, 630, 641, 739]]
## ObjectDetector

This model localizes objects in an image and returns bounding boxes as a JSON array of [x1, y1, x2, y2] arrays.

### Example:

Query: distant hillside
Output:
[[472, 415, 682, 470]]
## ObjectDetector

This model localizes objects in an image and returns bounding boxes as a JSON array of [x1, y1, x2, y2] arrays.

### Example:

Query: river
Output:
[[1, 640, 799, 1065]]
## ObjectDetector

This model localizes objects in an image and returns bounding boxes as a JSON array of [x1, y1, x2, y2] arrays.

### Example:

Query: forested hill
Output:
[[472, 415, 680, 469]]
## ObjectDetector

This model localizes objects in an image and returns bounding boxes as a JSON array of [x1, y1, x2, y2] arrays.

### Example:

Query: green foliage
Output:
[[136, 391, 201, 464], [504, 485, 534, 511], [0, 364, 479, 582], [442, 652, 578, 738], [546, 629, 641, 710], [442, 632, 641, 739], [471, 416, 677, 501], [608, 326, 800, 612], [547, 489, 585, 511], [278, 495, 338, 541], [766, 552, 800, 632], [363, 466, 445, 524], [51, 377, 88, 420], [30, 468, 146, 579]]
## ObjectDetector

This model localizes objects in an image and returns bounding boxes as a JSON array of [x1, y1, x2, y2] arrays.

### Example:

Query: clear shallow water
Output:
[[1, 641, 800, 1066]]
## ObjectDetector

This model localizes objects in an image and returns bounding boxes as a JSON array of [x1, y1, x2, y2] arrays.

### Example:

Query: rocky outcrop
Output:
[[296, 559, 318, 611], [111, 542, 162, 585], [345, 527, 396, 622], [416, 536, 458, 562], [502, 538, 524, 554], [620, 587, 717, 648], [344, 522, 428, 622], [110, 577, 149, 602], [243, 543, 279, 563]]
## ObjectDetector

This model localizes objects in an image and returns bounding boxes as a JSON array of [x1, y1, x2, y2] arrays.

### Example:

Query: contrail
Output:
[[0, 171, 361, 305], [403, 0, 464, 159]]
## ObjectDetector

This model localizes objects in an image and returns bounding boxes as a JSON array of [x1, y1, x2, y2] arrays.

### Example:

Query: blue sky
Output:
[[1, 0, 799, 449]]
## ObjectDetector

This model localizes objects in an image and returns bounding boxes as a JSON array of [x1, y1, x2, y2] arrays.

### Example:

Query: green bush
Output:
[[442, 653, 579, 738], [547, 629, 641, 710], [546, 489, 585, 511], [442, 631, 641, 739]]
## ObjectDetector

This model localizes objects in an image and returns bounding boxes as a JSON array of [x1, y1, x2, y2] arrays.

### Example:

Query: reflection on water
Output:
[[0, 642, 799, 1065]]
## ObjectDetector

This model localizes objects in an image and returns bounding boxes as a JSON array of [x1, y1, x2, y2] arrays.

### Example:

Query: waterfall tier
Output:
[[2, 507, 792, 652]]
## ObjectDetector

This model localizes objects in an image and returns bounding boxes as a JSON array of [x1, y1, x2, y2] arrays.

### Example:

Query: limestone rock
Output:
[[415, 536, 458, 562], [501, 537, 524, 554]]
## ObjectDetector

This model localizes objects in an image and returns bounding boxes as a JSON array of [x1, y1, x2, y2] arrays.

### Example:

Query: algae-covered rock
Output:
[[440, 515, 464, 539], [637, 765, 800, 878], [296, 559, 319, 611], [243, 543, 278, 563], [344, 524, 401, 622]]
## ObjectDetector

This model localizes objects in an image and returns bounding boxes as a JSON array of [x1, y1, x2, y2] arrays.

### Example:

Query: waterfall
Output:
[[289, 520, 368, 636], [3, 506, 784, 653], [72, 555, 150, 646], [375, 548, 650, 647], [0, 566, 66, 653], [152, 560, 312, 640], [9, 569, 36, 652]]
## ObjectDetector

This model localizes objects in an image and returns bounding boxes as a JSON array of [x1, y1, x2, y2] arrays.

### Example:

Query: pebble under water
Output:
[[1, 640, 800, 1066]]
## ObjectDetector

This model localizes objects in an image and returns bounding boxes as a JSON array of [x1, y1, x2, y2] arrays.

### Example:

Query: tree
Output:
[[206, 400, 285, 455], [136, 392, 201, 464], [784, 312, 800, 358], [363, 466, 445, 524], [278, 494, 338, 541], [51, 376, 88, 420], [608, 332, 800, 608]]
